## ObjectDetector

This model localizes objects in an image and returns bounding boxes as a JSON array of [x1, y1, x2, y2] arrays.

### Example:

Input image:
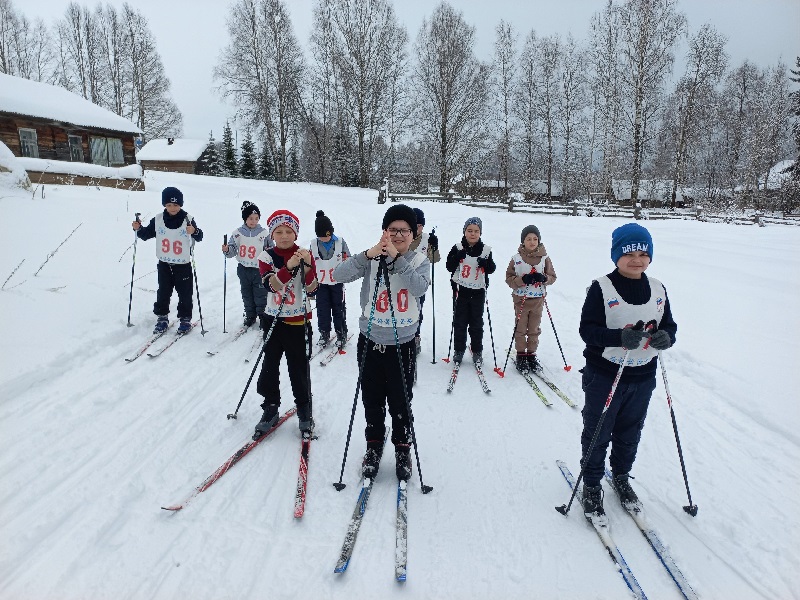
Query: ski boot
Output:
[[582, 483, 605, 517], [253, 404, 279, 440], [516, 352, 530, 374], [243, 313, 257, 328], [153, 315, 169, 334], [317, 331, 330, 347], [472, 351, 483, 367], [362, 442, 383, 479], [177, 317, 192, 334], [452, 350, 464, 365], [297, 401, 314, 433], [395, 444, 412, 481], [335, 329, 347, 349], [612, 473, 640, 508], [528, 354, 542, 373]]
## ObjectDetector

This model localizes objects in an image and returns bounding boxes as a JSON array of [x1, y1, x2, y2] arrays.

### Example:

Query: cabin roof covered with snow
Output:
[[0, 73, 142, 135], [136, 138, 207, 162]]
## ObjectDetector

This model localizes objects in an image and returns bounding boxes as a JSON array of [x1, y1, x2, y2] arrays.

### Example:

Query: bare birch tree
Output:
[[491, 20, 516, 191], [667, 23, 727, 207], [557, 33, 588, 200], [616, 0, 686, 203], [515, 30, 542, 187], [413, 2, 489, 193]]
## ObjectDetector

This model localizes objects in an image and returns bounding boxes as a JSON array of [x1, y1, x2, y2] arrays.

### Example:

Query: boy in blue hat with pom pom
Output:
[[576, 223, 677, 517]]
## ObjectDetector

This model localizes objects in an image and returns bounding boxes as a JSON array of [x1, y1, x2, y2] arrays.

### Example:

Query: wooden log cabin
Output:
[[0, 73, 144, 190], [136, 138, 209, 174]]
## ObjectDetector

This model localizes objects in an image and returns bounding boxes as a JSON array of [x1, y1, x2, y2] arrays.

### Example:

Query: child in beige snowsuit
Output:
[[505, 225, 557, 373]]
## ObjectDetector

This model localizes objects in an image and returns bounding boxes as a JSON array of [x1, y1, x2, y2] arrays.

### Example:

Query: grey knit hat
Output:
[[520, 225, 541, 243], [463, 216, 482, 233]]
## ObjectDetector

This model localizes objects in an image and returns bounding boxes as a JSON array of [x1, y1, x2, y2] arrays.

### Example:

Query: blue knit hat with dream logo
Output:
[[463, 216, 482, 233], [611, 223, 653, 265], [161, 186, 183, 206]]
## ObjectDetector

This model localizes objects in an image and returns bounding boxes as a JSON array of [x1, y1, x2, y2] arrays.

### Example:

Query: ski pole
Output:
[[442, 286, 458, 363], [126, 213, 141, 327], [500, 296, 528, 376], [222, 234, 228, 333], [227, 265, 300, 420], [485, 293, 500, 375], [429, 227, 437, 365], [187, 218, 206, 335], [659, 351, 698, 516], [381, 256, 433, 494], [543, 292, 571, 371], [334, 259, 383, 491], [556, 351, 630, 516]]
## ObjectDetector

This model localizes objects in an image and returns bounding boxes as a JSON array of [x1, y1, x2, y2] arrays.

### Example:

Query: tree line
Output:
[[213, 0, 797, 211], [0, 0, 182, 140], [2, 0, 797, 211]]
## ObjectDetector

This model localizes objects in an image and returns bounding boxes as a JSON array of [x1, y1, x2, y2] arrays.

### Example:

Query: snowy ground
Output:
[[1, 171, 798, 600]]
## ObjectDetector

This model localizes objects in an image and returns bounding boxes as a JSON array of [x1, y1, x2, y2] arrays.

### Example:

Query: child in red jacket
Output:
[[254, 210, 319, 438]]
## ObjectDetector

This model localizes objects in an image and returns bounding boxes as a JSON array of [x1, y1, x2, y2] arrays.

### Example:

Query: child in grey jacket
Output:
[[333, 204, 430, 482], [221, 201, 274, 327]]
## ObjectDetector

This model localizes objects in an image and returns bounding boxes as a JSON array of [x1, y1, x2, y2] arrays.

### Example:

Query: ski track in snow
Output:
[[1, 171, 798, 599]]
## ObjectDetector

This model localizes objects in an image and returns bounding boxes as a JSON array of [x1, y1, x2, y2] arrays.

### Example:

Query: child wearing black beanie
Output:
[[221, 201, 274, 327], [310, 210, 351, 348]]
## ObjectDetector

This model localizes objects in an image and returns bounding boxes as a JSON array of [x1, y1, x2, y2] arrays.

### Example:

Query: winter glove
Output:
[[649, 329, 672, 350], [456, 248, 468, 261], [522, 272, 547, 285], [620, 321, 648, 350], [476, 257, 489, 268], [428, 232, 438, 251]]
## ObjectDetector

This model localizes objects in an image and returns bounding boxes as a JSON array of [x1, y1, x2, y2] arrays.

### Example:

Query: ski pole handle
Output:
[[224, 234, 227, 244], [135, 212, 141, 223]]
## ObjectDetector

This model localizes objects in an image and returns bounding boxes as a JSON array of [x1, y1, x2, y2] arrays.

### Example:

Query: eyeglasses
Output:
[[387, 227, 413, 236]]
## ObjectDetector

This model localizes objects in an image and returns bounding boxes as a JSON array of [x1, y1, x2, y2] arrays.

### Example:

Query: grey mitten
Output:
[[620, 327, 649, 350], [649, 329, 671, 350]]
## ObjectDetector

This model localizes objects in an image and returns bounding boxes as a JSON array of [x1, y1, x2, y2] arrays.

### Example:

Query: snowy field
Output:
[[0, 171, 798, 600]]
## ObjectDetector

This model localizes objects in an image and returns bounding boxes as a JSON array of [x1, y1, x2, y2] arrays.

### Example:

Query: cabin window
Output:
[[68, 135, 84, 162], [90, 136, 124, 166], [18, 128, 39, 158], [107, 138, 124, 165]]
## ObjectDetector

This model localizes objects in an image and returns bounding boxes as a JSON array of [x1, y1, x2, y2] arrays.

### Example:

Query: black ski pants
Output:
[[257, 320, 313, 412], [357, 333, 416, 447], [453, 287, 485, 354], [579, 363, 657, 487], [154, 261, 193, 319]]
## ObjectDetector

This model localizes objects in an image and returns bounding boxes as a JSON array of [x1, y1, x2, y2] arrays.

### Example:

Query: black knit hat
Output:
[[520, 224, 541, 244], [315, 210, 334, 237], [382, 203, 417, 232], [241, 201, 260, 221], [162, 186, 183, 206]]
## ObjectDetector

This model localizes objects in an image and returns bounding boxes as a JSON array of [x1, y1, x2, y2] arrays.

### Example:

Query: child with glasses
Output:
[[333, 204, 430, 482], [445, 217, 496, 366]]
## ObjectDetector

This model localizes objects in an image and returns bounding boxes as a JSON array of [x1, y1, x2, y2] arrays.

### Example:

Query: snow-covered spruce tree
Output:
[[258, 139, 275, 181], [221, 122, 238, 178], [238, 129, 257, 179], [198, 130, 221, 176]]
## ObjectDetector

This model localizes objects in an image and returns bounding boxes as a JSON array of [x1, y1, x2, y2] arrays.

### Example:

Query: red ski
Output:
[[162, 407, 297, 512]]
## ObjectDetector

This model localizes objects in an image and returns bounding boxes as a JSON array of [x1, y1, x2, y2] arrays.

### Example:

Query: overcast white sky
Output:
[[21, 0, 800, 140]]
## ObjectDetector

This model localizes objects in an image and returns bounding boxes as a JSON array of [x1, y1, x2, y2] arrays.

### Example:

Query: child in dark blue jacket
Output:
[[132, 187, 203, 334], [577, 223, 677, 516]]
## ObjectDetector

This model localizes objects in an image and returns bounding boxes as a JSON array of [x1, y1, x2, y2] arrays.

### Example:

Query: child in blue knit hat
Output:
[[575, 222, 677, 517], [131, 187, 203, 334]]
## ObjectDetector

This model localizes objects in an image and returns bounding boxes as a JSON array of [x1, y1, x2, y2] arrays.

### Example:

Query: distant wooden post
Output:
[[572, 201, 579, 216]]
